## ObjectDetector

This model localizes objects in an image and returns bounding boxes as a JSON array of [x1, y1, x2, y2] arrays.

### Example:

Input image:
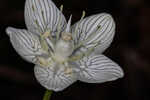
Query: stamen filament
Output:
[[74, 11, 86, 34], [69, 45, 96, 62], [56, 5, 63, 41], [40, 30, 55, 54], [35, 20, 43, 32], [81, 10, 86, 20], [60, 5, 63, 12], [41, 10, 47, 28], [42, 30, 54, 42], [40, 35, 49, 52], [32, 5, 35, 12], [73, 11, 86, 43]]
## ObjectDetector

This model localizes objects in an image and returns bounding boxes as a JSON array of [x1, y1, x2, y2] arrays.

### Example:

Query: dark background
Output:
[[0, 0, 150, 100]]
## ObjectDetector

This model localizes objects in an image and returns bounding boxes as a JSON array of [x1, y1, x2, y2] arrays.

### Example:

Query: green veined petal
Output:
[[6, 27, 47, 64], [25, 0, 67, 35], [76, 54, 124, 83]]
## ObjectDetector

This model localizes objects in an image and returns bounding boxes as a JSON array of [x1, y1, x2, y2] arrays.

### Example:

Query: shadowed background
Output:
[[0, 0, 150, 100]]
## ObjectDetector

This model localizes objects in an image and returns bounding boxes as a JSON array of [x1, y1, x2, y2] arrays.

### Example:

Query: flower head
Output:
[[6, 0, 124, 91]]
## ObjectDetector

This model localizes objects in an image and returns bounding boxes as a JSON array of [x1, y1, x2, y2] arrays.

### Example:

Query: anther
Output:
[[64, 68, 73, 75], [61, 32, 72, 41], [42, 30, 51, 38], [38, 57, 48, 67]]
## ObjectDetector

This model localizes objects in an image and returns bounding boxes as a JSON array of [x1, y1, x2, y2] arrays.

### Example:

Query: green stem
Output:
[[43, 90, 53, 100]]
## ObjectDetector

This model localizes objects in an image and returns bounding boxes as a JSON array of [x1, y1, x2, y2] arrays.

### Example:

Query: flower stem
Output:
[[43, 90, 53, 100]]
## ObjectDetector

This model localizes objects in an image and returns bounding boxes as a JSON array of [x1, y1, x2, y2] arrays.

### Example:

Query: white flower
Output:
[[6, 0, 124, 92]]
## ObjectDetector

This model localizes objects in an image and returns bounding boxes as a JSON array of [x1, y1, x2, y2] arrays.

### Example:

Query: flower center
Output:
[[38, 31, 74, 67], [52, 32, 74, 64], [52, 53, 67, 64]]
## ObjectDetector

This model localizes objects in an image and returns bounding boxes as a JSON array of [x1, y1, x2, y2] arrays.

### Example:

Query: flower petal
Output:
[[34, 64, 77, 91], [76, 54, 124, 83], [6, 27, 46, 64], [25, 0, 66, 35], [72, 13, 115, 54]]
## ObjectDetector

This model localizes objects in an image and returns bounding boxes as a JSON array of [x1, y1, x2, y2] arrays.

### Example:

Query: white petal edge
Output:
[[25, 0, 66, 35], [71, 13, 115, 54], [76, 54, 124, 83], [6, 27, 46, 64], [34, 65, 77, 91]]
